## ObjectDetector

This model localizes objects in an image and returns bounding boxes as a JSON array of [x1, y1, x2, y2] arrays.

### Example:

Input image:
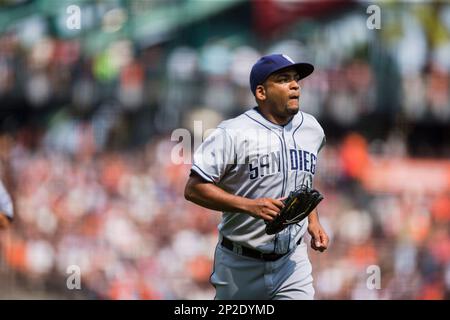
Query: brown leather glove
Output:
[[265, 185, 324, 235]]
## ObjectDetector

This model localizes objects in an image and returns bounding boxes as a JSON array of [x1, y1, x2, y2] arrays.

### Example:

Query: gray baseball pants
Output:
[[210, 239, 315, 300]]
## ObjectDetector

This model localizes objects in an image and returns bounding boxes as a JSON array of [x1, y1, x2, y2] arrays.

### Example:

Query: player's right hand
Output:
[[246, 198, 285, 222]]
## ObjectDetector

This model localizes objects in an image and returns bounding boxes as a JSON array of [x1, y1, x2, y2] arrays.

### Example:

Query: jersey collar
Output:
[[247, 107, 300, 131]]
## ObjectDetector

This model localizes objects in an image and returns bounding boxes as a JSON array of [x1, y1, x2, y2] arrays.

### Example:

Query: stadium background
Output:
[[0, 0, 449, 299]]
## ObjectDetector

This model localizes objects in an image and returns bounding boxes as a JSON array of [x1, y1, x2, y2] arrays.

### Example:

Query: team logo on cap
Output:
[[282, 54, 295, 64]]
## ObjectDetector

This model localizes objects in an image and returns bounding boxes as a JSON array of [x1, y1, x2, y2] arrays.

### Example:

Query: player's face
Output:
[[263, 68, 301, 117]]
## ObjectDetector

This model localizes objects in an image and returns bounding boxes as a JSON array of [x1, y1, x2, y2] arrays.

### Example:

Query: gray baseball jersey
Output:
[[0, 180, 13, 219], [191, 107, 325, 254]]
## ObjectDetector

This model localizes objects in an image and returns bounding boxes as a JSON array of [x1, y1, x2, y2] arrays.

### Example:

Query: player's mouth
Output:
[[289, 95, 299, 100]]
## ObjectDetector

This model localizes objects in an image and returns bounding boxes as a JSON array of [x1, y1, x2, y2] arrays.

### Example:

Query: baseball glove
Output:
[[265, 185, 324, 235]]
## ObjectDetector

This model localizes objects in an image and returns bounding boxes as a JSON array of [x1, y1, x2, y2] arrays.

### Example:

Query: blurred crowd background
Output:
[[0, 0, 449, 299]]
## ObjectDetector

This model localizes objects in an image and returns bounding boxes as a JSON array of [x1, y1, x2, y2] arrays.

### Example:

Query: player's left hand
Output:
[[307, 221, 329, 252], [0, 213, 11, 230]]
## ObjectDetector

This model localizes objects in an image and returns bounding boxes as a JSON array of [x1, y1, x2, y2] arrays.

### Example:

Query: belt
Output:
[[221, 236, 299, 262]]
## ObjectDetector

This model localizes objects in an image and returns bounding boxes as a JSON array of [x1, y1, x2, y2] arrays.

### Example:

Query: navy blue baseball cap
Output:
[[249, 54, 314, 95]]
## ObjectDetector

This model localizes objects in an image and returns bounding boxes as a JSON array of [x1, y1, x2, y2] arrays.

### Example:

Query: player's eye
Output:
[[277, 74, 299, 83]]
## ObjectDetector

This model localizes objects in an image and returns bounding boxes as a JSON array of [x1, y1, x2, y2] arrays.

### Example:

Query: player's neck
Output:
[[256, 106, 293, 126]]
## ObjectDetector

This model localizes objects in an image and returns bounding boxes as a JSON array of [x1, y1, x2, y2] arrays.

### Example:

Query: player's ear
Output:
[[255, 85, 266, 101]]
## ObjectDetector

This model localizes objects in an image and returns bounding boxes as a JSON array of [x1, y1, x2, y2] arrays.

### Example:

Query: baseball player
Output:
[[0, 180, 13, 230], [184, 54, 329, 300]]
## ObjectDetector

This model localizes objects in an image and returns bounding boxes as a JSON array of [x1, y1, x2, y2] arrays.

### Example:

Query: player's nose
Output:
[[289, 79, 300, 91]]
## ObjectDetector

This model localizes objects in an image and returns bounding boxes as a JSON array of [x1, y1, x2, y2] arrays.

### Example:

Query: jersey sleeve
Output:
[[312, 118, 326, 188], [315, 117, 326, 155], [191, 127, 235, 184], [318, 135, 326, 154], [0, 180, 13, 219]]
